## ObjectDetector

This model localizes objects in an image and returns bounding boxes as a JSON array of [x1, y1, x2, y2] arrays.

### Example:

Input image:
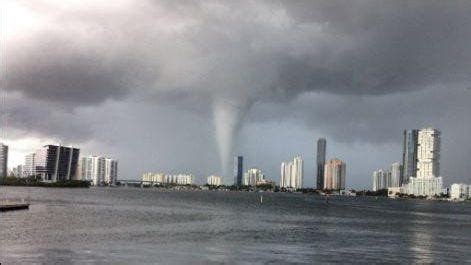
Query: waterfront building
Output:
[[207, 175, 222, 186], [404, 128, 442, 197], [81, 156, 118, 185], [372, 169, 390, 191], [316, 138, 326, 190], [324, 158, 346, 190], [0, 142, 8, 178], [24, 153, 37, 177], [165, 174, 193, 185], [104, 158, 118, 185], [450, 183, 470, 200], [243, 168, 264, 186], [402, 130, 418, 185], [280, 156, 303, 190], [233, 156, 243, 187], [390, 162, 402, 188], [142, 173, 193, 185], [81, 156, 105, 185], [142, 172, 165, 183], [35, 145, 80, 182]]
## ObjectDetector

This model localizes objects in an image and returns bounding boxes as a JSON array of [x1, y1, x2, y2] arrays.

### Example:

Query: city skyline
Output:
[[2, 1, 471, 188]]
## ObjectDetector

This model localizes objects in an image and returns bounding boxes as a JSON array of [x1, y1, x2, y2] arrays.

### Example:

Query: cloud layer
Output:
[[2, 0, 471, 187]]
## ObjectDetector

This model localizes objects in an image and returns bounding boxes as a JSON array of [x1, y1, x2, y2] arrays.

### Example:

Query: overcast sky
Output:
[[1, 0, 471, 188]]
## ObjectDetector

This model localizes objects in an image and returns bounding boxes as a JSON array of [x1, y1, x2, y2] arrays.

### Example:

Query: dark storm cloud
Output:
[[2, 0, 471, 185], [4, 0, 471, 107]]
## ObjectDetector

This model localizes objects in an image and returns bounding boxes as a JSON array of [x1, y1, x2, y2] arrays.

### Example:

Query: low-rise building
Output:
[[207, 175, 222, 186], [450, 183, 470, 201]]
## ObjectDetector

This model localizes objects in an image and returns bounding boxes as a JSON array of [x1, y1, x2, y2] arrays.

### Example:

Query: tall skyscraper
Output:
[[280, 156, 303, 190], [402, 129, 418, 185], [233, 156, 243, 187], [416, 128, 441, 179], [324, 158, 346, 190], [35, 145, 80, 181], [316, 138, 326, 190], [0, 142, 8, 178], [404, 128, 443, 197]]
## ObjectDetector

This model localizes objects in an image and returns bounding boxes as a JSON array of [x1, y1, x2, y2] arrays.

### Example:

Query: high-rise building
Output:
[[81, 156, 105, 185], [390, 162, 402, 188], [402, 129, 418, 185], [316, 138, 326, 190], [404, 128, 442, 197], [35, 145, 80, 182], [24, 153, 37, 177], [372, 169, 391, 191], [104, 158, 118, 185], [0, 142, 8, 178], [207, 175, 222, 186], [324, 158, 346, 190], [416, 128, 441, 179], [81, 156, 118, 185], [280, 156, 303, 190], [243, 168, 264, 186], [233, 156, 243, 187]]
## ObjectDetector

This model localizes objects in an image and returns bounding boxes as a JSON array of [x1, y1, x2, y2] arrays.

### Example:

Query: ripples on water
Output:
[[1, 187, 471, 264]]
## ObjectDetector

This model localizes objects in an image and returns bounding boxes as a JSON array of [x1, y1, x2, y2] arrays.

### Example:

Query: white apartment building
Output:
[[207, 175, 222, 186], [104, 158, 118, 185], [372, 169, 391, 191], [81, 156, 118, 186], [243, 168, 264, 186], [23, 153, 37, 177], [280, 156, 303, 190], [142, 173, 193, 185], [450, 183, 470, 200], [405, 128, 443, 197], [390, 162, 402, 187]]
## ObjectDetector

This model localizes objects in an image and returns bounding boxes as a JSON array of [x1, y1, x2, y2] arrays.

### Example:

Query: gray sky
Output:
[[1, 0, 471, 188]]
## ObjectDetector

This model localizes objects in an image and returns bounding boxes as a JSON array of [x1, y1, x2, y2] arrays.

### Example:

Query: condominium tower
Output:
[[35, 145, 80, 181], [324, 158, 346, 190], [81, 156, 118, 185], [280, 156, 303, 190]]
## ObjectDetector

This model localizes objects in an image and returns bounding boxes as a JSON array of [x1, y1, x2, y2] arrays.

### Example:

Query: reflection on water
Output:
[[1, 187, 471, 264]]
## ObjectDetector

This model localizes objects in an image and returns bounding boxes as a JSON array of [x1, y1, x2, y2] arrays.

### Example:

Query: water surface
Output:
[[1, 187, 470, 264]]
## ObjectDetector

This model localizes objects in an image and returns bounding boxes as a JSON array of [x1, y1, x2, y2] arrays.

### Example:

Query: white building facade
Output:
[[243, 168, 264, 186], [450, 183, 470, 200], [207, 175, 222, 186], [81, 156, 118, 186], [280, 156, 303, 190], [142, 173, 193, 185], [404, 128, 443, 197]]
